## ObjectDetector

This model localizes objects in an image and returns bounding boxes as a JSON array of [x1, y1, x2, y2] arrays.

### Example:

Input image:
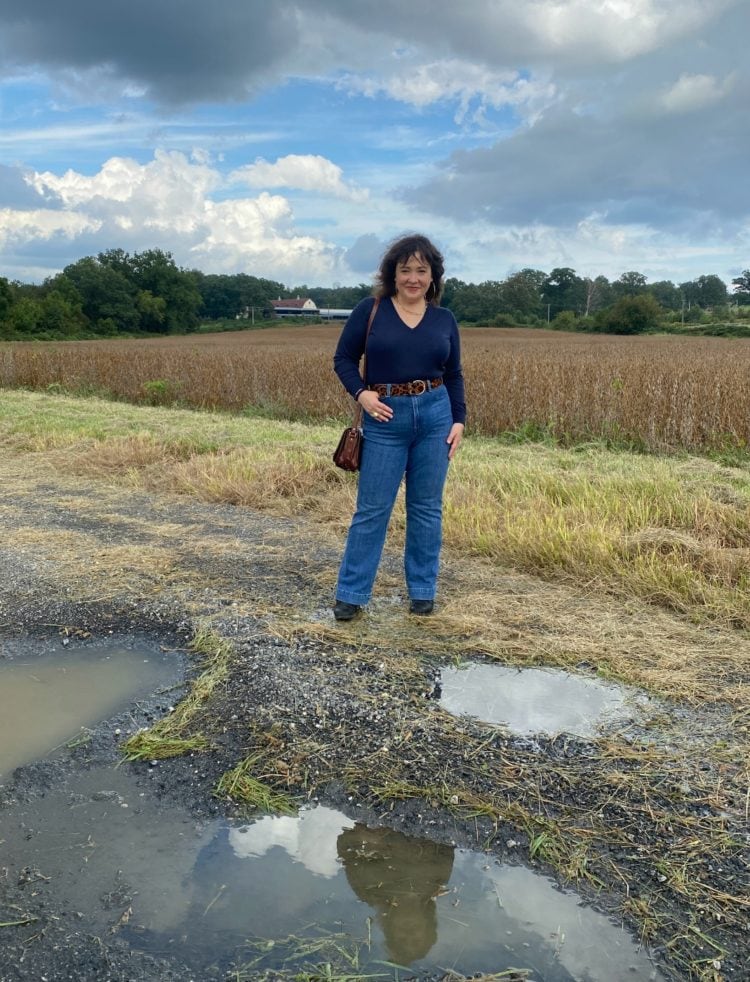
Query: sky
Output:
[[0, 0, 748, 289]]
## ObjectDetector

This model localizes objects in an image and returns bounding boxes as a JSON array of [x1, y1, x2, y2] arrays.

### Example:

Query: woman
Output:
[[332, 233, 466, 620]]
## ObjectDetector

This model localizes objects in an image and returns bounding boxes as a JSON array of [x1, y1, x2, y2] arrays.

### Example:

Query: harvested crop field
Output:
[[4, 325, 750, 451]]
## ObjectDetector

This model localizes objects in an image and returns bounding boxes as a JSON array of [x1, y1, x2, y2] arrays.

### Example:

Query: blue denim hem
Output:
[[409, 593, 435, 601], [335, 591, 370, 606]]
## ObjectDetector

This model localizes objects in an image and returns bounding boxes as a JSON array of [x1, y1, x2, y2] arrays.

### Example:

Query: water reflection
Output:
[[230, 805, 356, 877], [230, 814, 456, 962], [440, 662, 639, 737], [338, 825, 454, 964], [0, 767, 663, 979]]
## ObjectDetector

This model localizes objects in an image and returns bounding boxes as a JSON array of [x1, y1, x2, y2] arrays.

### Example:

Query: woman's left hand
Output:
[[446, 423, 465, 460]]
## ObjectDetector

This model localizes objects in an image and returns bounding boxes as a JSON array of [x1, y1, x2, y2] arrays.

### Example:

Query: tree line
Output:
[[1, 249, 749, 340]]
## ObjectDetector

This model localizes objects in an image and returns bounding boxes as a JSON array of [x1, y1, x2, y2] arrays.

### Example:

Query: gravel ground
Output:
[[0, 457, 747, 981]]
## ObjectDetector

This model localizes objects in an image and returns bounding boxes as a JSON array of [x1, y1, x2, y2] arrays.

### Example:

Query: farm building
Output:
[[271, 297, 319, 317]]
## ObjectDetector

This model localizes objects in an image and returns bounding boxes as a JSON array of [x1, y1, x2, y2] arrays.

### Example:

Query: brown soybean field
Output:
[[3, 325, 750, 452]]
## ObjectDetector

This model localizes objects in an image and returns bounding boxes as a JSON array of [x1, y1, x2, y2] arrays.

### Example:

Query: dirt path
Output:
[[0, 454, 747, 981]]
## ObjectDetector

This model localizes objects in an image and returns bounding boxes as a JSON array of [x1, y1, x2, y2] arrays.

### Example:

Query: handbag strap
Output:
[[355, 298, 380, 426]]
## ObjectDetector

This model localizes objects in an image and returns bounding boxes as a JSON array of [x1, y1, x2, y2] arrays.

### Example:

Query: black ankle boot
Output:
[[333, 600, 360, 621], [409, 599, 434, 615]]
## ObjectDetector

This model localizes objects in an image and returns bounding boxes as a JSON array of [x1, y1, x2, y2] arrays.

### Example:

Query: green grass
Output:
[[4, 388, 750, 634], [215, 754, 297, 815], [121, 621, 234, 761], [0, 388, 337, 452]]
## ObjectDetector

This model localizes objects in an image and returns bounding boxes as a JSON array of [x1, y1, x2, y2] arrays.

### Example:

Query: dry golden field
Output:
[[3, 325, 750, 451]]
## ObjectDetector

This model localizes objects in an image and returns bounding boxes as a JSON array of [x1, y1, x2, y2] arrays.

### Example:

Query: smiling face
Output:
[[394, 253, 432, 304]]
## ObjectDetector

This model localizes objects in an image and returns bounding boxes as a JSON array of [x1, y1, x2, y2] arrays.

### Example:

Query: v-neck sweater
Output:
[[333, 296, 466, 424]]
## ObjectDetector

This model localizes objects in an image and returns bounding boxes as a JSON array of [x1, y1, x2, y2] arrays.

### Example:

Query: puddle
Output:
[[0, 641, 177, 780], [0, 765, 663, 979], [440, 663, 642, 738]]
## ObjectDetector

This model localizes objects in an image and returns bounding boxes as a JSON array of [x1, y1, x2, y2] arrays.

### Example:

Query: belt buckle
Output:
[[411, 379, 426, 395]]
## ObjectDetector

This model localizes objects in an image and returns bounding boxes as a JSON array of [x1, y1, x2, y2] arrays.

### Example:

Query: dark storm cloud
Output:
[[406, 81, 750, 233], [0, 0, 299, 104]]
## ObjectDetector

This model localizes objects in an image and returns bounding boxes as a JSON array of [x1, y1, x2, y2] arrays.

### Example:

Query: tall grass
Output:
[[3, 326, 750, 452]]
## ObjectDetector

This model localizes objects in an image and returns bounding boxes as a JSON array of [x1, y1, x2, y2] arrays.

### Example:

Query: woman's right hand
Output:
[[357, 389, 393, 422]]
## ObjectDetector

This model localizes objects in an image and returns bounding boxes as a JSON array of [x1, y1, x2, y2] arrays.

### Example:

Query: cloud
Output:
[[0, 1, 738, 109], [338, 60, 557, 124], [660, 72, 736, 113], [1, 152, 346, 282], [0, 0, 299, 104], [1, 1, 748, 287], [194, 194, 343, 280], [304, 0, 738, 70], [0, 208, 101, 248], [0, 164, 52, 208], [29, 151, 220, 226], [343, 234, 386, 275], [406, 59, 750, 234], [230, 155, 368, 202]]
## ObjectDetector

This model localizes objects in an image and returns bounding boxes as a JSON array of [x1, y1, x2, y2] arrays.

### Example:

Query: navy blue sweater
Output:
[[333, 296, 466, 425]]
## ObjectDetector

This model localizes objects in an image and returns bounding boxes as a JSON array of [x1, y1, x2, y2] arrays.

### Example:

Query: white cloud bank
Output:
[[4, 151, 354, 282]]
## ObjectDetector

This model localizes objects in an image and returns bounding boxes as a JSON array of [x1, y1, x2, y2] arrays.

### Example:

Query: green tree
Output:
[[500, 269, 546, 319], [731, 270, 750, 305], [695, 274, 728, 309], [680, 275, 728, 311], [0, 276, 13, 323], [447, 280, 504, 322], [5, 297, 43, 336], [582, 276, 613, 316], [62, 257, 139, 333], [96, 247, 135, 283], [194, 272, 290, 320], [594, 294, 664, 334], [612, 271, 648, 297], [648, 280, 681, 311], [38, 291, 84, 336], [128, 249, 202, 332], [440, 277, 464, 312], [136, 290, 168, 332], [309, 283, 372, 310], [542, 268, 587, 316]]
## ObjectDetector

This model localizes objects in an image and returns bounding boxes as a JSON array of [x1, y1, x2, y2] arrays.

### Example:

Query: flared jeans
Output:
[[336, 385, 453, 605]]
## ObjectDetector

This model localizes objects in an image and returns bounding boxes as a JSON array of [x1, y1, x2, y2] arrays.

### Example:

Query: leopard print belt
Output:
[[368, 378, 443, 397]]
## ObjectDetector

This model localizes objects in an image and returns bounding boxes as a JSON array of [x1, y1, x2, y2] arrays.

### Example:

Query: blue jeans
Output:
[[336, 385, 453, 605]]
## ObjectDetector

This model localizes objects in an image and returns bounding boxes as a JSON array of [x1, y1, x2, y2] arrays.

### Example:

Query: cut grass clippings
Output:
[[122, 621, 233, 761], [215, 753, 297, 816]]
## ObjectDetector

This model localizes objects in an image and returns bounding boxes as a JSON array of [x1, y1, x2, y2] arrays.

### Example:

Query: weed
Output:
[[142, 378, 181, 406]]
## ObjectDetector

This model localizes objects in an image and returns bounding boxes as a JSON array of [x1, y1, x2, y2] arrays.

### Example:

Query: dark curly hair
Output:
[[374, 233, 445, 305]]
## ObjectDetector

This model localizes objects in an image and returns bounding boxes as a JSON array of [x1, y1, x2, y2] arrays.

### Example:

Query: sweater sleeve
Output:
[[333, 297, 375, 399], [444, 314, 467, 425]]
